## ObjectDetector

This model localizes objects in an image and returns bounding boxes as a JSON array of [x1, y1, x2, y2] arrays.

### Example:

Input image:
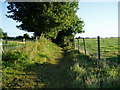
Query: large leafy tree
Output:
[[23, 33, 30, 39], [0, 28, 9, 39], [7, 2, 84, 45], [54, 15, 84, 45]]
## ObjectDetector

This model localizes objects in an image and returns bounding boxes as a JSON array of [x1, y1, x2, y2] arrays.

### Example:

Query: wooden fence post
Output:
[[5, 40, 8, 48], [98, 36, 100, 60], [78, 38, 79, 51], [22, 38, 25, 44], [0, 39, 2, 90], [36, 36, 38, 41], [83, 38, 86, 54], [0, 39, 2, 60], [74, 39, 76, 49]]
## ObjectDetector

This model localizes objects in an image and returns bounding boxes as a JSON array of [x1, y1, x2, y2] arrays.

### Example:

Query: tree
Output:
[[16, 36, 23, 39], [23, 33, 30, 39], [3, 32, 8, 39], [7, 2, 84, 46], [0, 28, 9, 39], [54, 15, 84, 46]]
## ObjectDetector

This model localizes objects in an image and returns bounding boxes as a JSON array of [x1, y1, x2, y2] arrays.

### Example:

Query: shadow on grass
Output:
[[23, 50, 105, 88], [4, 50, 119, 88], [105, 55, 120, 66], [23, 50, 76, 88]]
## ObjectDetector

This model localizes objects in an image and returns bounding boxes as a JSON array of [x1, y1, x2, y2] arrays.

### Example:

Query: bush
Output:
[[2, 35, 62, 67]]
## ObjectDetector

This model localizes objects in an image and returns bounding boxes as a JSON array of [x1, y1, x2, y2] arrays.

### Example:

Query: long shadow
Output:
[[23, 50, 75, 88], [4, 49, 120, 88], [105, 55, 120, 65], [72, 52, 120, 88], [23, 50, 103, 88]]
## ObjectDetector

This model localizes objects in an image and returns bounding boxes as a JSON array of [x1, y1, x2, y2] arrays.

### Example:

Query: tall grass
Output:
[[2, 35, 62, 88], [69, 51, 120, 88], [2, 36, 120, 88]]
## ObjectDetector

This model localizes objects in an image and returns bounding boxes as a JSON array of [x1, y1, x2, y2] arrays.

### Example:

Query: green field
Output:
[[75, 38, 119, 62], [2, 40, 25, 50]]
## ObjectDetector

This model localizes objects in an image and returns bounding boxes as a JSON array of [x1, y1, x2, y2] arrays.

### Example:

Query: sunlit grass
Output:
[[2, 37, 120, 88], [2, 35, 63, 88], [75, 38, 118, 61]]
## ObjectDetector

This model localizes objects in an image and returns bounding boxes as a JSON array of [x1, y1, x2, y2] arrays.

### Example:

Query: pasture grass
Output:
[[75, 38, 119, 62], [2, 40, 25, 50]]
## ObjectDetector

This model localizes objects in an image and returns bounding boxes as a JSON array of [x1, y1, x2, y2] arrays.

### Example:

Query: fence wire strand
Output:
[[74, 37, 118, 66]]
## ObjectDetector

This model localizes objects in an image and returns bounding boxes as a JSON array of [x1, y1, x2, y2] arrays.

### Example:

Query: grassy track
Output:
[[2, 36, 120, 88]]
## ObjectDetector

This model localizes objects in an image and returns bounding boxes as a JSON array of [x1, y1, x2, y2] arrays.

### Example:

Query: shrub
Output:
[[2, 35, 62, 67]]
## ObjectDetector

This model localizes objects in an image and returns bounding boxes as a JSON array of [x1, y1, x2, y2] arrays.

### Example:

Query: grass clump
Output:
[[2, 35, 62, 66], [69, 52, 120, 88], [2, 35, 62, 88]]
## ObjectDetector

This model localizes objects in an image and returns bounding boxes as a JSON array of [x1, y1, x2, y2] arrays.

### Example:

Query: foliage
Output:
[[2, 35, 62, 65], [2, 40, 120, 88], [23, 33, 30, 39], [2, 35, 63, 88], [15, 36, 23, 39], [3, 32, 8, 39], [0, 28, 2, 38], [6, 2, 84, 45], [69, 52, 120, 88], [0, 28, 8, 39]]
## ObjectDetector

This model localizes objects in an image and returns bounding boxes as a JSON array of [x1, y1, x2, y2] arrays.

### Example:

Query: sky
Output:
[[0, 0, 119, 38], [0, 2, 34, 37], [76, 1, 118, 38]]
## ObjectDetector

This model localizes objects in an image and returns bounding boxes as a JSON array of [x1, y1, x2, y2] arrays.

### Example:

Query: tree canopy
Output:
[[23, 33, 30, 39], [7, 2, 84, 45], [0, 28, 9, 39]]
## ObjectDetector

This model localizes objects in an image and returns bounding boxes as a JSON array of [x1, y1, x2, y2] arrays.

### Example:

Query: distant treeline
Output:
[[75, 37, 119, 39], [3, 36, 35, 41]]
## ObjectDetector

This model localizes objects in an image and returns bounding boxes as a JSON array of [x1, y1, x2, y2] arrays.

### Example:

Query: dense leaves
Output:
[[0, 28, 8, 39], [23, 33, 30, 39], [7, 2, 84, 45]]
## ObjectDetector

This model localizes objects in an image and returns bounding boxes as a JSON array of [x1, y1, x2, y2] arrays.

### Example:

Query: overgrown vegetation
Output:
[[69, 52, 120, 88], [2, 36, 120, 88], [6, 2, 84, 46], [2, 1, 119, 88], [2, 36, 62, 88]]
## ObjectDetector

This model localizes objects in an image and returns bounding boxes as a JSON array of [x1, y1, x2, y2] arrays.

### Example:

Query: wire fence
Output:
[[2, 39, 26, 51], [1, 37, 119, 65], [74, 36, 119, 65]]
